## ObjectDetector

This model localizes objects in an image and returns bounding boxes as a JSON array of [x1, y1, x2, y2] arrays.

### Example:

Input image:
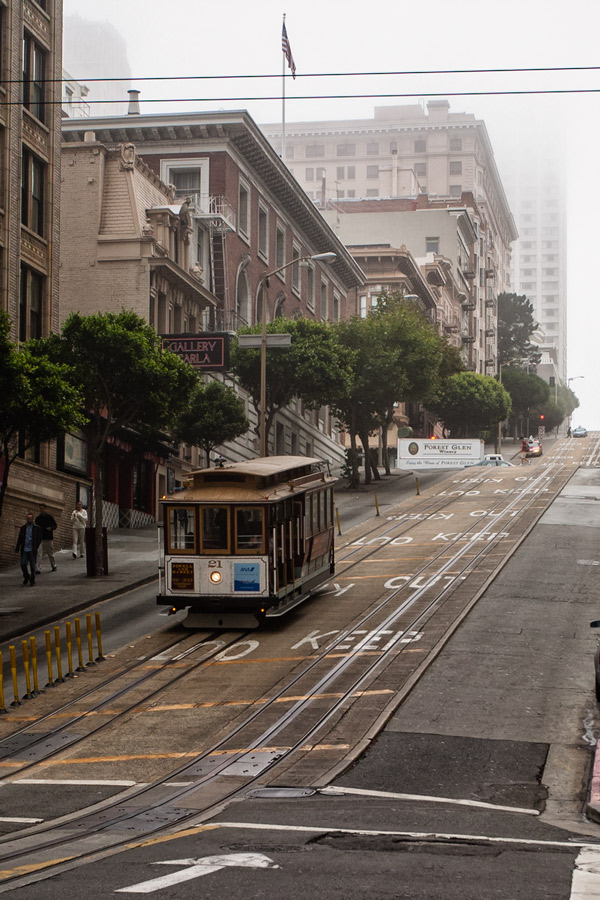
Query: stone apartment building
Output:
[[0, 0, 86, 567], [60, 138, 219, 527], [261, 100, 518, 377], [61, 108, 365, 488]]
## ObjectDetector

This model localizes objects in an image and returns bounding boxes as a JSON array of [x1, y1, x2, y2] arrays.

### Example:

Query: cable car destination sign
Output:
[[397, 438, 484, 469], [162, 332, 231, 370]]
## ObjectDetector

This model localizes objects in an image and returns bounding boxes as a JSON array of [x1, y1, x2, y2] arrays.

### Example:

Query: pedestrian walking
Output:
[[567, 425, 572, 438], [70, 500, 88, 558], [35, 503, 57, 573], [15, 511, 42, 586], [520, 436, 530, 465]]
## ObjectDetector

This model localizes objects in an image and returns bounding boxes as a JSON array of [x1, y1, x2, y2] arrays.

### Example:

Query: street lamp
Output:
[[257, 251, 337, 457]]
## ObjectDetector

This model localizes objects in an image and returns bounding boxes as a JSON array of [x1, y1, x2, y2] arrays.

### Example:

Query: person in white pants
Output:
[[70, 501, 88, 558]]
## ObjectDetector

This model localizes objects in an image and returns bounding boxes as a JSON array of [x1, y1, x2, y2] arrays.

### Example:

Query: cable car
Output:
[[157, 456, 336, 628]]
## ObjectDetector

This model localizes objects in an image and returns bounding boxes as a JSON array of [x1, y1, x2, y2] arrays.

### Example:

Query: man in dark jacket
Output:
[[35, 503, 57, 573], [15, 511, 43, 586]]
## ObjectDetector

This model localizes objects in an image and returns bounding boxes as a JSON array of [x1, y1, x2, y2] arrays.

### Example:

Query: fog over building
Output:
[[494, 115, 567, 384], [63, 15, 131, 118]]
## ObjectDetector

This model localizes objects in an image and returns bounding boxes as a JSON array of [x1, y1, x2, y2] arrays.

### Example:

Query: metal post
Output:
[[0, 651, 7, 714], [9, 646, 21, 706], [374, 494, 380, 516], [415, 477, 420, 496], [259, 279, 268, 458], [54, 626, 65, 683], [74, 618, 85, 672], [29, 636, 40, 695], [85, 614, 95, 666], [44, 631, 55, 688], [65, 621, 74, 677], [94, 611, 106, 662], [21, 640, 33, 699], [335, 506, 341, 536]]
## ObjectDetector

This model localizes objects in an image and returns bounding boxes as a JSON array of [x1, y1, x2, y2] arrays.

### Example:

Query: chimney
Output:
[[127, 89, 140, 115]]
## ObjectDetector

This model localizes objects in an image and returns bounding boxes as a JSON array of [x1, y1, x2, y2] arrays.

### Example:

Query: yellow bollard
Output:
[[9, 646, 21, 707], [29, 636, 40, 696], [21, 640, 33, 700], [65, 622, 74, 677], [94, 612, 106, 662], [374, 493, 380, 516], [44, 630, 55, 688], [74, 618, 85, 672], [54, 626, 65, 684], [335, 506, 342, 536], [85, 614, 96, 666], [415, 477, 420, 496], [0, 651, 7, 714]]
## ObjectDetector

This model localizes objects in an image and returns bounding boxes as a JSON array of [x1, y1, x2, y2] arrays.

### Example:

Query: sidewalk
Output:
[[0, 527, 159, 643]]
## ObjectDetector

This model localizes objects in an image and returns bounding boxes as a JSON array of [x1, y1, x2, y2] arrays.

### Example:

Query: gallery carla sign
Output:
[[162, 332, 231, 370]]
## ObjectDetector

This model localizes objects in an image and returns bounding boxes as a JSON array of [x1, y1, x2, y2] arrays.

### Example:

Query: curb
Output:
[[0, 574, 158, 644]]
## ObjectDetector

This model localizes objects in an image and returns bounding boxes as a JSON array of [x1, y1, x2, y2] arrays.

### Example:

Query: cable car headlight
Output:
[[210, 570, 222, 584]]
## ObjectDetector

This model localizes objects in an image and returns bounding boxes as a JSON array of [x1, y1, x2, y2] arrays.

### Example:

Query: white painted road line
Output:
[[15, 779, 139, 786], [319, 784, 540, 815], [0, 816, 43, 823]]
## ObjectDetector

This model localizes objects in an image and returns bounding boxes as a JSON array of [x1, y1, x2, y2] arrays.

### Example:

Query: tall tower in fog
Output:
[[63, 15, 131, 118], [496, 107, 567, 383]]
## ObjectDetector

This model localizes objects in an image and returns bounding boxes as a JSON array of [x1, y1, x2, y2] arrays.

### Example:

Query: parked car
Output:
[[467, 455, 515, 467], [572, 426, 588, 438]]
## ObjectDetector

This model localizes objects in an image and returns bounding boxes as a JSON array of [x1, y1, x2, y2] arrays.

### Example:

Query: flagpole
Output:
[[281, 13, 286, 161]]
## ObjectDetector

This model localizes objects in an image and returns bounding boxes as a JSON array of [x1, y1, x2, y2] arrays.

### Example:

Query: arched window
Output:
[[235, 268, 250, 325], [274, 293, 286, 319]]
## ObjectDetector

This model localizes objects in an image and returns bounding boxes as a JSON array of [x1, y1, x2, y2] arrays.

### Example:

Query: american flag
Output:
[[281, 21, 296, 79]]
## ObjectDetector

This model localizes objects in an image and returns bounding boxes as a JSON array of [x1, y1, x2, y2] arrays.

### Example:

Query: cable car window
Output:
[[201, 506, 230, 552], [235, 507, 264, 553], [167, 507, 196, 553]]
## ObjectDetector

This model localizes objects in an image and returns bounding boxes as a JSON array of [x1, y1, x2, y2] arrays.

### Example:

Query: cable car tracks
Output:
[[0, 451, 583, 892]]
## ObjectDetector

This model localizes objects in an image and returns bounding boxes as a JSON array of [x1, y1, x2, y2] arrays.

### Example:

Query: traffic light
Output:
[[540, 414, 545, 421]]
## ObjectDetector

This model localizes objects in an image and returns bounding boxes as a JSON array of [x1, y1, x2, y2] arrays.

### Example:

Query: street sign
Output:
[[237, 334, 291, 349], [397, 439, 484, 469], [116, 852, 279, 894], [161, 333, 231, 370]]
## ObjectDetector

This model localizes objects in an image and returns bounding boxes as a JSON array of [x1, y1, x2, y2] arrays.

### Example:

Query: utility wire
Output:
[[24, 63, 600, 84], [10, 87, 600, 107]]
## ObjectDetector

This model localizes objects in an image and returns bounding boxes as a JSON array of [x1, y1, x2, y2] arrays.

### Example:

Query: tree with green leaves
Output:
[[332, 296, 450, 484], [41, 311, 197, 575], [497, 292, 542, 367], [429, 371, 512, 438], [230, 317, 353, 454], [499, 367, 549, 437], [174, 377, 249, 466], [0, 312, 85, 518]]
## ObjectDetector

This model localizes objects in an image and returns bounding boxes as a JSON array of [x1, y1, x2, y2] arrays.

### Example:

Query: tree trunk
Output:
[[381, 422, 391, 476], [346, 427, 360, 489], [358, 430, 372, 485], [92, 450, 105, 576]]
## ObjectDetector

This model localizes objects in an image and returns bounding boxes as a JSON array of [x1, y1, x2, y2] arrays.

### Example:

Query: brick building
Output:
[[61, 108, 365, 473], [0, 0, 86, 567]]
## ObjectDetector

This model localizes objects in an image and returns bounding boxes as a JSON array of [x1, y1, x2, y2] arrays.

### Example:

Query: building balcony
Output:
[[462, 301, 476, 311], [461, 333, 475, 343], [186, 194, 236, 232]]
